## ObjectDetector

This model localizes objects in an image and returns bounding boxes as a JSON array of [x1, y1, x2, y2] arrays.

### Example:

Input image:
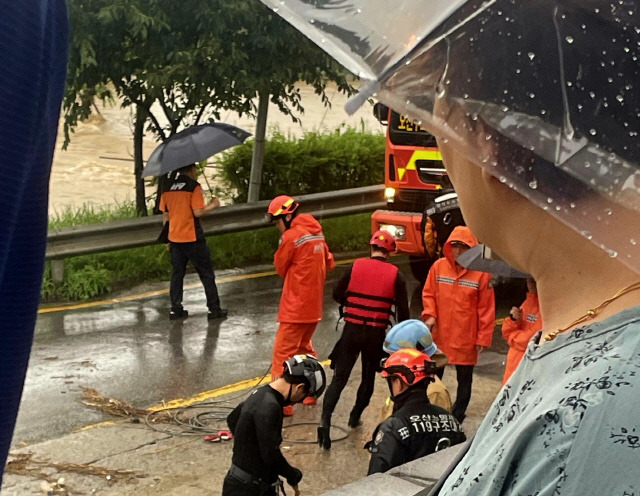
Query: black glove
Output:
[[286, 467, 303, 487]]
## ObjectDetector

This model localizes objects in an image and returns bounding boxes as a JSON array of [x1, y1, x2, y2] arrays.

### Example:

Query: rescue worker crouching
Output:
[[318, 230, 409, 450], [266, 195, 335, 417], [380, 319, 453, 418], [367, 349, 466, 475], [223, 355, 326, 496]]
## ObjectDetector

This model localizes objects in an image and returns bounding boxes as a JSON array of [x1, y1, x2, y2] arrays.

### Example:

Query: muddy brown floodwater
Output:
[[49, 83, 383, 215]]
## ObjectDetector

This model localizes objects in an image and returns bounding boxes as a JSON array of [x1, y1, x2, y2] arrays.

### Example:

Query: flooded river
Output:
[[49, 84, 383, 215]]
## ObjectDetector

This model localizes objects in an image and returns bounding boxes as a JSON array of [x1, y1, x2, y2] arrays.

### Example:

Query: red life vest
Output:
[[344, 258, 398, 328]]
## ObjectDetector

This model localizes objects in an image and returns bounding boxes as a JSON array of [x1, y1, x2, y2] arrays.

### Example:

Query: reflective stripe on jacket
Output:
[[421, 226, 495, 365], [344, 258, 398, 328], [275, 214, 335, 323], [501, 292, 542, 383]]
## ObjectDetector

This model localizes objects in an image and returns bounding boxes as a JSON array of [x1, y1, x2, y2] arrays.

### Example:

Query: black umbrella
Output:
[[141, 122, 252, 177], [456, 244, 530, 279]]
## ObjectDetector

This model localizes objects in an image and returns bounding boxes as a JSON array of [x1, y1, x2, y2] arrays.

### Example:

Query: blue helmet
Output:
[[383, 319, 438, 356]]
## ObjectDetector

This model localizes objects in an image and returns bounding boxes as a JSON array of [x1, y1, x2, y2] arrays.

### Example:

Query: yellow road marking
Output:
[[39, 260, 357, 314], [74, 359, 332, 432], [74, 420, 115, 432]]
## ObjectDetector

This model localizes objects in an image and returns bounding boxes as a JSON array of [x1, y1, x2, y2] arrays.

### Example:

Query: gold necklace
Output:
[[543, 281, 640, 342]]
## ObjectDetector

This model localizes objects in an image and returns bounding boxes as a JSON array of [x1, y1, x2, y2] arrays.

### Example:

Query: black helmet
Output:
[[283, 354, 327, 399]]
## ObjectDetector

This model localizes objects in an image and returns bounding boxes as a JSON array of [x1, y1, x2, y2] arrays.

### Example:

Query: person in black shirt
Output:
[[367, 348, 466, 475], [223, 355, 326, 496]]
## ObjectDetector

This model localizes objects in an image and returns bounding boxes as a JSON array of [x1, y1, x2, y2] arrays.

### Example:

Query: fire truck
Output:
[[371, 103, 457, 282]]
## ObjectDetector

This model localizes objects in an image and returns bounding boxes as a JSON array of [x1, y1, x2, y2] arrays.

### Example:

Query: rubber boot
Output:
[[348, 409, 362, 428], [317, 413, 332, 450]]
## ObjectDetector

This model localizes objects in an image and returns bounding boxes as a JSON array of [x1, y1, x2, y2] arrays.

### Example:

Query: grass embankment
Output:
[[43, 202, 371, 302]]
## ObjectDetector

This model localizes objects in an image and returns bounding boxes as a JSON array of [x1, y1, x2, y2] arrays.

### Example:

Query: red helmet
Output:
[[370, 230, 396, 252], [267, 195, 299, 220], [380, 348, 435, 386]]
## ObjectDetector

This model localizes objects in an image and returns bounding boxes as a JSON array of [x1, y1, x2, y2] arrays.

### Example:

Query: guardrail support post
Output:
[[51, 259, 65, 284]]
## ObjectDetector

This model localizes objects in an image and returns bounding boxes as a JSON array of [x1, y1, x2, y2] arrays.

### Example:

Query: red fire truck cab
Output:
[[371, 103, 454, 281]]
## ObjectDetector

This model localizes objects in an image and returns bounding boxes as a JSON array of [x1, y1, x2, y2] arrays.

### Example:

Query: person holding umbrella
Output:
[[421, 225, 495, 423], [146, 122, 250, 320], [159, 163, 227, 320]]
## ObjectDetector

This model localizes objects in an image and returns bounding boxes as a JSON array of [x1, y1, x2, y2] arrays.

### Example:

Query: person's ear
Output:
[[297, 383, 309, 400], [285, 214, 292, 223]]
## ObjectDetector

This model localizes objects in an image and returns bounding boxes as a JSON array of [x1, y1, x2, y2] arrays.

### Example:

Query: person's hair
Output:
[[410, 379, 429, 391], [282, 368, 310, 393], [177, 163, 197, 175], [387, 374, 430, 392], [371, 244, 389, 255]]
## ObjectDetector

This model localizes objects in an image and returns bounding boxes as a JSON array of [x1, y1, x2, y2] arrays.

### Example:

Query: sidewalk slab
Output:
[[321, 472, 424, 496], [10, 423, 171, 465]]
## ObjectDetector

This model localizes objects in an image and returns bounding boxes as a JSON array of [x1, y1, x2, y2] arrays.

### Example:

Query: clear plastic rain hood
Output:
[[262, 0, 640, 274]]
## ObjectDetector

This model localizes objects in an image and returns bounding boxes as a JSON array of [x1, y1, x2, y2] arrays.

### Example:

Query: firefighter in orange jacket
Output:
[[501, 278, 542, 384], [266, 195, 335, 416], [317, 230, 409, 450], [421, 225, 495, 423]]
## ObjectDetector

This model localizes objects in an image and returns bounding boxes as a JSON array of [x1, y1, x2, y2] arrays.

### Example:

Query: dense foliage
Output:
[[217, 126, 385, 202]]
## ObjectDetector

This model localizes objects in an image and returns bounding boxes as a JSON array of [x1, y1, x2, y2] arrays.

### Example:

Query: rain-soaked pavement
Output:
[[13, 256, 518, 447]]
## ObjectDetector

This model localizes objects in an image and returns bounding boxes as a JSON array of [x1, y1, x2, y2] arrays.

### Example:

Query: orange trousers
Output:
[[270, 322, 318, 378]]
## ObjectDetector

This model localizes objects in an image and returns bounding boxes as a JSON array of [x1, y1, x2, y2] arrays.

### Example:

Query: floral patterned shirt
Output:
[[440, 305, 640, 495]]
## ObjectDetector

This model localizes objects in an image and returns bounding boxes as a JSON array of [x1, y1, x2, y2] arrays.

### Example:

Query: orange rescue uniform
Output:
[[421, 227, 495, 365], [159, 178, 206, 242], [271, 213, 335, 377], [501, 292, 542, 383]]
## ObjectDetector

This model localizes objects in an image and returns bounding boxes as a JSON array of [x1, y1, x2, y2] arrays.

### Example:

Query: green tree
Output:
[[63, 0, 355, 215]]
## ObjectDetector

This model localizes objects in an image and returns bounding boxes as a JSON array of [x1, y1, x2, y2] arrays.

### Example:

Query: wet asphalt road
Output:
[[13, 256, 518, 446]]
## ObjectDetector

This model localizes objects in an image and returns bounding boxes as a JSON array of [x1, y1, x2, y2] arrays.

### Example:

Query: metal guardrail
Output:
[[46, 185, 386, 260]]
